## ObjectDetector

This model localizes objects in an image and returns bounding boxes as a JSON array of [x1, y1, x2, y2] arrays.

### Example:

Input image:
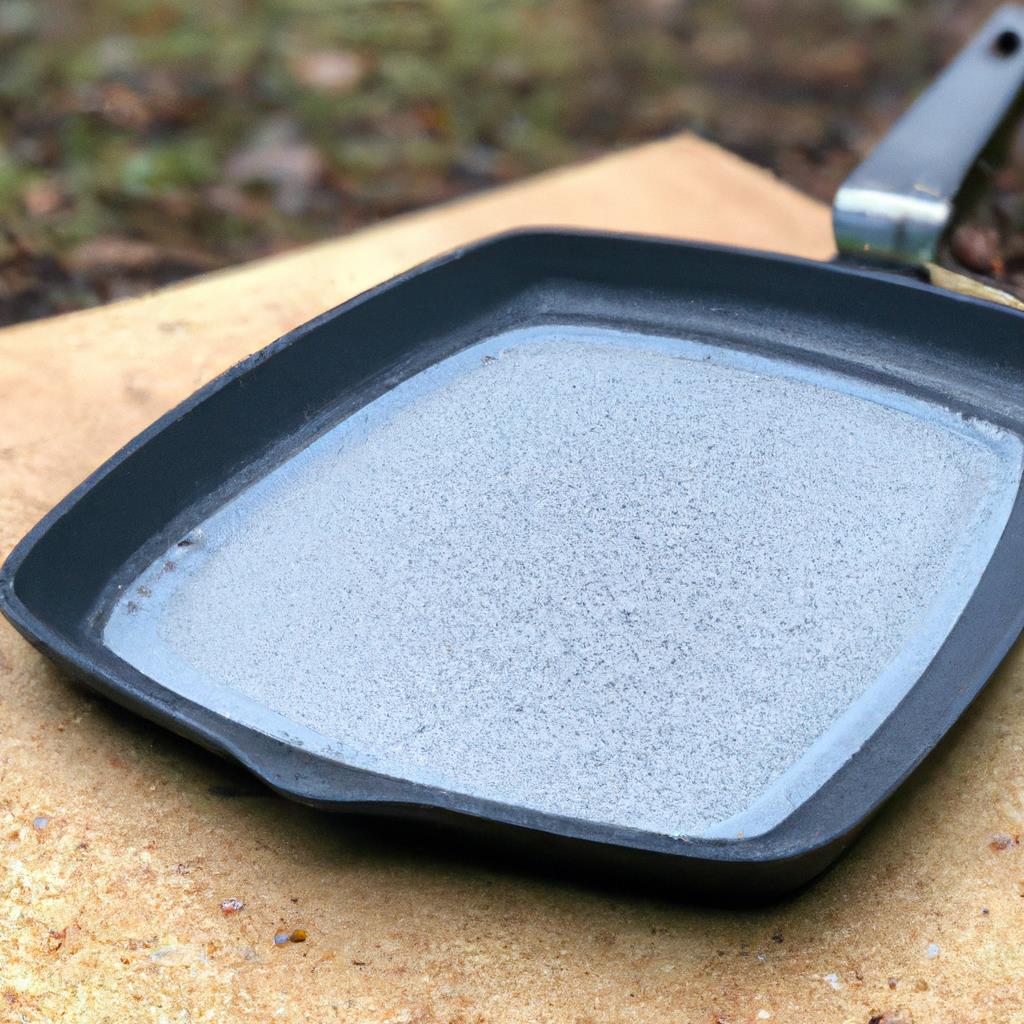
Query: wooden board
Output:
[[1, 134, 1021, 1023]]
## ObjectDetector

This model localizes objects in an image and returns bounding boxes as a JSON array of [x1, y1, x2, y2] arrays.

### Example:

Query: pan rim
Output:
[[5, 227, 1024, 891]]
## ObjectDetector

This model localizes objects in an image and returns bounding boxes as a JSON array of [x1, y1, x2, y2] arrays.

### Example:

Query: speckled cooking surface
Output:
[[2, 136, 1024, 1023], [105, 327, 1021, 842]]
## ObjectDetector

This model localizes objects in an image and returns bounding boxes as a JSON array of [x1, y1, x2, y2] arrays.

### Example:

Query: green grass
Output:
[[0, 0, 991, 320]]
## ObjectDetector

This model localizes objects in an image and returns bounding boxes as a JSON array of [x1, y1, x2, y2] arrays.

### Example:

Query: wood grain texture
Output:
[[2, 134, 1022, 1023]]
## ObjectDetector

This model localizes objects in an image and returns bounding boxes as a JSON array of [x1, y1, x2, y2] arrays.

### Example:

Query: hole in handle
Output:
[[993, 29, 1021, 57]]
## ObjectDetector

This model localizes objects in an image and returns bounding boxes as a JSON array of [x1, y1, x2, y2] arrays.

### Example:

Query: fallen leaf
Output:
[[290, 49, 366, 94]]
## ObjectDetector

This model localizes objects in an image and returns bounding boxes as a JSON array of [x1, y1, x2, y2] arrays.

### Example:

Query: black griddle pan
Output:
[[5, 7, 1024, 900]]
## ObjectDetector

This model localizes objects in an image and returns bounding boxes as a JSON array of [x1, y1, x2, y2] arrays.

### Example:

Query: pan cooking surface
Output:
[[102, 325, 1022, 839]]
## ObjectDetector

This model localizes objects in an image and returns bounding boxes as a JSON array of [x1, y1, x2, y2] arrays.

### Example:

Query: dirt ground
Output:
[[0, 0, 1011, 324]]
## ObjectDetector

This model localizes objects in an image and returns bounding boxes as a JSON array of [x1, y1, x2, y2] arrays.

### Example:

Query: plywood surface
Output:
[[1, 134, 1022, 1023]]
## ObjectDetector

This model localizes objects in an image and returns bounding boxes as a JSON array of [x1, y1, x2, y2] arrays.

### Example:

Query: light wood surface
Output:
[[2, 134, 1022, 1023]]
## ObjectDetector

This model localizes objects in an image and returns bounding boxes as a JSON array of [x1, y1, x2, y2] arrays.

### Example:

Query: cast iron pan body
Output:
[[5, 229, 1024, 900]]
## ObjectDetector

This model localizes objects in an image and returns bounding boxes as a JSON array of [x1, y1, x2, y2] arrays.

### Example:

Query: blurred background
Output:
[[0, 0, 1011, 325]]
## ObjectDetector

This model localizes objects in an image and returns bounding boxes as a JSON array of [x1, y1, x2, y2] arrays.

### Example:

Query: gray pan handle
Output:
[[833, 4, 1024, 267]]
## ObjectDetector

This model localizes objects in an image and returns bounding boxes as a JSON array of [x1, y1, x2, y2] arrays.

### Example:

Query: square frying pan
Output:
[[5, 8, 1024, 901]]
